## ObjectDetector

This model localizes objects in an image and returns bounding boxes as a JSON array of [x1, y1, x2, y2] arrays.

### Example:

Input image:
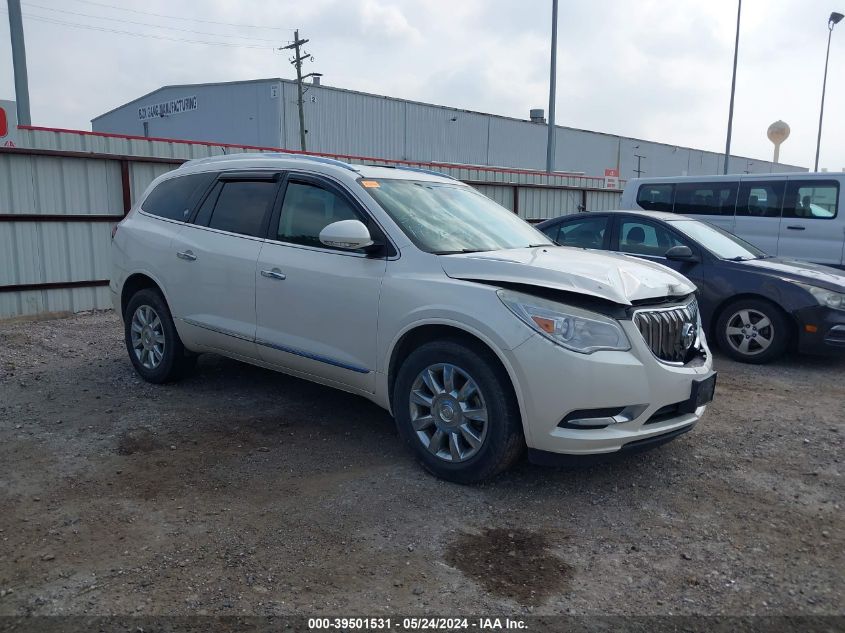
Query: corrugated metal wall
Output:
[[93, 79, 806, 177], [1, 128, 621, 319]]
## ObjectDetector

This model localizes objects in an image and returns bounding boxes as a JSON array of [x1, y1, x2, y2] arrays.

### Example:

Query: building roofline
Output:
[[91, 77, 804, 169]]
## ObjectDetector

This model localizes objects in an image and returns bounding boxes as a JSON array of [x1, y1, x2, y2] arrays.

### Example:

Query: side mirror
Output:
[[319, 219, 374, 250], [665, 245, 699, 262]]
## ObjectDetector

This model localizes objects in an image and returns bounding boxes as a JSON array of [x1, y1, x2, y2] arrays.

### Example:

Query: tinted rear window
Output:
[[636, 184, 675, 212], [205, 180, 277, 237], [674, 182, 738, 216], [141, 173, 214, 222]]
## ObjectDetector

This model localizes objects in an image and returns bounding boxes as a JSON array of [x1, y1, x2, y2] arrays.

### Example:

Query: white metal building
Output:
[[91, 78, 804, 179]]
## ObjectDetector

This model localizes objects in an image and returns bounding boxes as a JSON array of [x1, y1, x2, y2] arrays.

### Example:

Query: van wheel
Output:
[[715, 298, 789, 364], [393, 340, 524, 483], [124, 288, 195, 383]]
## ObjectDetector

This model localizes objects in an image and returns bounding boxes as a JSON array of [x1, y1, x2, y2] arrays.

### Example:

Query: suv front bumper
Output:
[[507, 321, 714, 456]]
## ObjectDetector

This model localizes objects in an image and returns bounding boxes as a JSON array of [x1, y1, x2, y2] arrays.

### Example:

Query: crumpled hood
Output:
[[439, 246, 695, 305], [738, 257, 845, 292]]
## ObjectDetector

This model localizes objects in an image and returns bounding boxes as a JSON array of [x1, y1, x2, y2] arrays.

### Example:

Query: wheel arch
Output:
[[386, 322, 528, 439], [120, 272, 167, 318]]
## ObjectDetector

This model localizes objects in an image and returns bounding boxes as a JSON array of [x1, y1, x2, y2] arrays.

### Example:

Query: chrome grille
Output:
[[633, 299, 699, 364]]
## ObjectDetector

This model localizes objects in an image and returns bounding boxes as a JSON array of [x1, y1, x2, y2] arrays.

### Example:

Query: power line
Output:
[[0, 9, 275, 49], [21, 1, 281, 42], [66, 0, 292, 31]]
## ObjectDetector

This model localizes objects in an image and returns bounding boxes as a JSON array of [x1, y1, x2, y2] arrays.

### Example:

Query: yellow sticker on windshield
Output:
[[361, 180, 380, 188]]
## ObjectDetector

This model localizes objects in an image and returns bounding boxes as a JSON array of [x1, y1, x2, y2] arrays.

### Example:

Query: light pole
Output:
[[723, 0, 742, 174], [814, 11, 844, 171], [545, 0, 559, 173]]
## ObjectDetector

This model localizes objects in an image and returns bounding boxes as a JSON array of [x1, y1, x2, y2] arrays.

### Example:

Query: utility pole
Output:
[[7, 0, 32, 125], [723, 0, 742, 174], [545, 0, 559, 173], [281, 30, 320, 152], [633, 153, 646, 178]]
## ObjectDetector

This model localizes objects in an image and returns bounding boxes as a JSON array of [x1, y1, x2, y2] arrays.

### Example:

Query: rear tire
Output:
[[124, 288, 195, 383], [715, 298, 790, 364], [393, 339, 524, 483]]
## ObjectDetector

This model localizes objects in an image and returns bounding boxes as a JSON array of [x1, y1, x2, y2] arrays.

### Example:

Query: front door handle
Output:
[[786, 225, 806, 231], [261, 268, 287, 281], [176, 250, 197, 261]]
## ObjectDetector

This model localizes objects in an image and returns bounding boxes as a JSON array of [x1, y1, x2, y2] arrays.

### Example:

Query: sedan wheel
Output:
[[409, 363, 489, 463], [724, 308, 774, 357], [716, 298, 790, 364]]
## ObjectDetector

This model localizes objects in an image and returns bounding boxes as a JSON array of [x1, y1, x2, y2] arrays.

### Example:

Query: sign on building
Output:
[[138, 96, 198, 120], [0, 100, 19, 147], [604, 167, 619, 189]]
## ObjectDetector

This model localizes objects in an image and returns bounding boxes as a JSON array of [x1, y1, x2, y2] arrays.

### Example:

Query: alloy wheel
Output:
[[130, 304, 166, 369], [724, 308, 775, 357], [409, 363, 489, 463]]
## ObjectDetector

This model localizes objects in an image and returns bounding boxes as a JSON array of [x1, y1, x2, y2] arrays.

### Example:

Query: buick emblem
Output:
[[681, 322, 696, 350]]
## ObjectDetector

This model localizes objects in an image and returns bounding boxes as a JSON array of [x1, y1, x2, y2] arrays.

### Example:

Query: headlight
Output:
[[799, 284, 845, 311], [497, 289, 630, 354]]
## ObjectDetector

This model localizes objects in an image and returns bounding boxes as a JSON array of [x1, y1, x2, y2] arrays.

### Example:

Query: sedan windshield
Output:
[[669, 219, 767, 261], [362, 179, 552, 254]]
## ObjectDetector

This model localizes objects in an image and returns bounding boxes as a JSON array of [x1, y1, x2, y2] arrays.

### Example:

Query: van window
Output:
[[736, 181, 785, 218], [674, 182, 738, 216], [203, 180, 277, 237], [636, 184, 675, 212], [141, 173, 214, 222], [782, 180, 839, 219]]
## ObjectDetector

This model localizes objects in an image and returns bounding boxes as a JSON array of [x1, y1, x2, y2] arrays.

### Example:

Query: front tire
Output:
[[715, 298, 790, 364], [124, 288, 195, 383], [393, 339, 524, 483]]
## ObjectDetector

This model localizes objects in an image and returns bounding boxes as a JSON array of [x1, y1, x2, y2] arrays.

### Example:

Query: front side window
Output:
[[277, 182, 362, 249], [636, 184, 675, 212], [782, 180, 839, 219], [141, 173, 214, 222], [619, 218, 685, 257], [363, 179, 551, 254], [674, 182, 738, 216], [557, 217, 609, 249], [736, 181, 785, 218], [203, 180, 277, 237]]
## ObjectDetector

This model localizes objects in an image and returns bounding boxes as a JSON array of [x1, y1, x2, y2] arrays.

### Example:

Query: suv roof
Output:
[[177, 152, 458, 183]]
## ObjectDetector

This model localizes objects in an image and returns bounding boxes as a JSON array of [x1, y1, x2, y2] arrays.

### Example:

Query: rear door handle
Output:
[[785, 226, 806, 231], [261, 268, 287, 281], [176, 250, 197, 261]]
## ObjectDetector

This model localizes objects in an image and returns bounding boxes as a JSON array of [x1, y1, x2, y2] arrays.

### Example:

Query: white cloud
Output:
[[0, 0, 842, 170]]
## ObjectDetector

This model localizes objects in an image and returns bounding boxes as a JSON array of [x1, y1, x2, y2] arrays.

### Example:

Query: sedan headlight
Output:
[[799, 284, 845, 311], [497, 289, 630, 354]]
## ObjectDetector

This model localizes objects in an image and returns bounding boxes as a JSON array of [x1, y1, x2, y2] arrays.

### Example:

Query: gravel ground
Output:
[[0, 310, 842, 617]]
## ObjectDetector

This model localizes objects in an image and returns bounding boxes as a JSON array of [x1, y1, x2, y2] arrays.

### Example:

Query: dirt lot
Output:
[[0, 311, 842, 617]]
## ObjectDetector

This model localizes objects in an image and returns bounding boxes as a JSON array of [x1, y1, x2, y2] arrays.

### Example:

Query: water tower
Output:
[[767, 120, 790, 164]]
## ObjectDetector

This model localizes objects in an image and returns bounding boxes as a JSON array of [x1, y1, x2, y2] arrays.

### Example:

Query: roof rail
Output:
[[180, 152, 359, 172], [362, 164, 458, 181]]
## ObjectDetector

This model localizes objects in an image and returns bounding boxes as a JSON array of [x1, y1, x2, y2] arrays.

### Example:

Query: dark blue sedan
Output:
[[536, 210, 845, 364]]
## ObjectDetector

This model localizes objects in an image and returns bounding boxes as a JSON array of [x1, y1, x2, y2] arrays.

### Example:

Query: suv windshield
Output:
[[669, 219, 767, 260], [362, 179, 551, 254]]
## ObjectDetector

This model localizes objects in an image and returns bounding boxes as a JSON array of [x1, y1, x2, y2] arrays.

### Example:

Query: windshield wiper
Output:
[[434, 248, 488, 255], [728, 256, 752, 261]]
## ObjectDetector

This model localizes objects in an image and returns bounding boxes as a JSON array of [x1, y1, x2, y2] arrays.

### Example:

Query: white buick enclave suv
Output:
[[111, 154, 716, 482]]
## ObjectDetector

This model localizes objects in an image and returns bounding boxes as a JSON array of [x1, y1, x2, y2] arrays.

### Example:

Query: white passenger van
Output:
[[620, 174, 844, 268]]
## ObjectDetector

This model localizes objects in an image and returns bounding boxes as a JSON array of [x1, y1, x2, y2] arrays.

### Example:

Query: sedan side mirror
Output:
[[319, 219, 374, 250], [665, 245, 699, 262]]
